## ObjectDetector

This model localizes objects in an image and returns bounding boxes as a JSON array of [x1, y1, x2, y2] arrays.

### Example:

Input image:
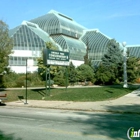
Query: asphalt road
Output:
[[0, 106, 140, 140]]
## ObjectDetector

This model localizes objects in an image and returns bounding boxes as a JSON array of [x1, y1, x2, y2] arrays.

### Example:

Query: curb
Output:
[[5, 104, 140, 115]]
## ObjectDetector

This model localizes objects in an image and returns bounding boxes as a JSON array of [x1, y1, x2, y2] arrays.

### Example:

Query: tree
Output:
[[0, 20, 13, 74], [127, 57, 140, 83], [68, 62, 77, 85], [53, 66, 67, 86], [95, 39, 123, 84], [76, 64, 94, 83], [84, 45, 90, 65], [95, 64, 113, 85], [37, 42, 69, 86], [37, 42, 58, 80]]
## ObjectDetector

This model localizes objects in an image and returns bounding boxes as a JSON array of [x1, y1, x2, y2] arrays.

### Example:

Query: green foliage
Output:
[[84, 46, 90, 65], [95, 39, 140, 85], [127, 57, 140, 83], [46, 80, 54, 86], [53, 74, 65, 86], [2, 72, 18, 87], [53, 66, 68, 86], [2, 72, 43, 88], [76, 64, 94, 82], [53, 77, 63, 86], [37, 42, 58, 80], [7, 86, 139, 102], [16, 75, 26, 87], [0, 75, 3, 87], [95, 39, 123, 85], [49, 66, 60, 79], [95, 65, 113, 85], [37, 57, 46, 79], [0, 20, 13, 74], [46, 42, 58, 50], [44, 87, 134, 101], [102, 39, 123, 72], [68, 62, 77, 85], [37, 41, 70, 86]]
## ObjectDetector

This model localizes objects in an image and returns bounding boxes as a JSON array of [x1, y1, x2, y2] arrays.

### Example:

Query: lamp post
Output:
[[24, 58, 28, 104], [122, 42, 128, 88], [24, 58, 34, 104]]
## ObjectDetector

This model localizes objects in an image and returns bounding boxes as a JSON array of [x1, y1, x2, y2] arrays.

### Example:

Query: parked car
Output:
[[0, 92, 7, 104]]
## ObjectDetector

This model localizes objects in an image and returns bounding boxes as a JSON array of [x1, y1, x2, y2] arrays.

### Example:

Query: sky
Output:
[[0, 0, 140, 45]]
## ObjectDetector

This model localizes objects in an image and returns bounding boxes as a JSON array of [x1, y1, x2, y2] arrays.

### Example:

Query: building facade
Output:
[[9, 10, 140, 73]]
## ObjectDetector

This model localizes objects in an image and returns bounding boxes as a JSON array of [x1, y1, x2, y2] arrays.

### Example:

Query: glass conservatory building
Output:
[[10, 10, 138, 73], [127, 45, 140, 58], [9, 21, 59, 73], [80, 29, 112, 66], [30, 10, 87, 62]]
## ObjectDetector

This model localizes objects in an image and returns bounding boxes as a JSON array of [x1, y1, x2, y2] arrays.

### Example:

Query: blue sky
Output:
[[0, 0, 140, 45]]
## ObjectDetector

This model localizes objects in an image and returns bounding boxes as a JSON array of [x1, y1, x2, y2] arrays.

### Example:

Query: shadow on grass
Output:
[[31, 87, 57, 97], [104, 84, 140, 98], [69, 104, 140, 139], [0, 130, 22, 140], [31, 88, 46, 96]]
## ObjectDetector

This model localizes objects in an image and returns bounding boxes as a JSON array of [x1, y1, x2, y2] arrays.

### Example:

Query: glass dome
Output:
[[9, 21, 51, 66], [81, 30, 111, 66], [30, 10, 87, 39], [127, 45, 140, 58], [52, 35, 86, 60]]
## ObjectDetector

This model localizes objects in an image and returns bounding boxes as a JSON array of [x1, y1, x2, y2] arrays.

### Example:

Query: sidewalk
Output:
[[6, 89, 140, 114]]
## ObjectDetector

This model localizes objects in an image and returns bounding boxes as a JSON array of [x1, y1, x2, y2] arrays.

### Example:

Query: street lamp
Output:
[[122, 42, 128, 88], [24, 58, 34, 104], [24, 58, 28, 104]]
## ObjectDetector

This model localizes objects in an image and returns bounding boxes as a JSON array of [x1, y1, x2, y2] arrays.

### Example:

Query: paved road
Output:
[[0, 107, 140, 140]]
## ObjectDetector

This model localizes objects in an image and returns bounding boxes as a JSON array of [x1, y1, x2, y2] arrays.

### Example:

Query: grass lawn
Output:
[[5, 85, 140, 102]]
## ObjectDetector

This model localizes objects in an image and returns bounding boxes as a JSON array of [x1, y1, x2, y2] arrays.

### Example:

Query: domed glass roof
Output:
[[30, 10, 87, 39]]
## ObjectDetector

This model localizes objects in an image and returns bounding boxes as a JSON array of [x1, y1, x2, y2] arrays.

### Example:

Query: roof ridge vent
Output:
[[49, 10, 73, 21], [22, 21, 39, 28], [58, 13, 73, 21]]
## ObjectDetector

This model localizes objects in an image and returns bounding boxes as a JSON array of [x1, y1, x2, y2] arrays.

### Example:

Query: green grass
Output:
[[5, 85, 139, 102]]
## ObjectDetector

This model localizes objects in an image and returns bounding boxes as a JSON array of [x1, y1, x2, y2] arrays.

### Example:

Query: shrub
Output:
[[3, 72, 44, 87], [46, 80, 54, 86], [53, 76, 65, 86], [76, 64, 94, 82], [16, 76, 26, 87], [53, 74, 68, 86], [3, 72, 18, 87]]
